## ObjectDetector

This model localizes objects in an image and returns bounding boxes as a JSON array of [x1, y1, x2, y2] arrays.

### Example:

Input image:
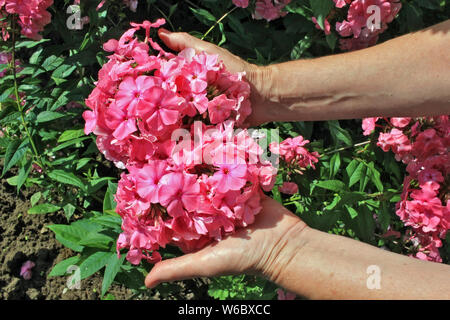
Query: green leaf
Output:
[[329, 152, 341, 179], [2, 139, 29, 177], [52, 136, 90, 152], [52, 64, 77, 81], [48, 256, 81, 277], [78, 233, 114, 250], [345, 205, 359, 219], [327, 120, 353, 146], [36, 111, 65, 123], [48, 170, 85, 190], [290, 35, 312, 60], [314, 180, 347, 192], [47, 224, 87, 252], [6, 175, 18, 186], [101, 254, 125, 297], [30, 191, 42, 207], [190, 8, 216, 26], [58, 129, 85, 143], [76, 158, 91, 171], [28, 203, 61, 214], [17, 159, 33, 193], [63, 203, 76, 221], [367, 162, 384, 192], [42, 55, 65, 72], [103, 182, 118, 212], [349, 162, 365, 188], [79, 251, 112, 280], [326, 33, 337, 51]]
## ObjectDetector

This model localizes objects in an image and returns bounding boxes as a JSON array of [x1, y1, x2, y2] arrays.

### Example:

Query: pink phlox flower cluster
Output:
[[84, 19, 277, 265], [363, 116, 450, 262], [0, 0, 53, 40], [83, 19, 252, 169], [312, 0, 401, 51], [269, 135, 320, 170], [232, 0, 291, 22], [335, 0, 401, 51]]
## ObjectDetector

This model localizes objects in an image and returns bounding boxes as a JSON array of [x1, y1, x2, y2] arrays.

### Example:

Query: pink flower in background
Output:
[[20, 260, 35, 280], [365, 115, 449, 263], [333, 0, 402, 51], [279, 182, 298, 195], [391, 117, 411, 128], [277, 288, 296, 300], [1, 0, 54, 40], [232, 0, 249, 8], [232, 0, 291, 21], [362, 117, 379, 136]]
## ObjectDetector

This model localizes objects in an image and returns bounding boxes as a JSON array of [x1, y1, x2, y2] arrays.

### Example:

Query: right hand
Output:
[[145, 195, 309, 291], [158, 29, 276, 126]]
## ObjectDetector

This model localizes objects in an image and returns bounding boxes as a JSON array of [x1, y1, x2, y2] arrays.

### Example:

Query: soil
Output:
[[0, 175, 209, 300]]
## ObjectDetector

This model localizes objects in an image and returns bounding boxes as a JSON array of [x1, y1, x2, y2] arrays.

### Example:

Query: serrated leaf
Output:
[[79, 251, 112, 280], [78, 233, 114, 250], [47, 224, 87, 252], [48, 256, 80, 277], [48, 170, 85, 190], [42, 55, 65, 72], [101, 254, 125, 297], [2, 139, 29, 177]]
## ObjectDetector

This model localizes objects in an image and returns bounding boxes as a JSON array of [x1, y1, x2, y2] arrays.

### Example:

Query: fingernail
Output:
[[159, 28, 171, 36]]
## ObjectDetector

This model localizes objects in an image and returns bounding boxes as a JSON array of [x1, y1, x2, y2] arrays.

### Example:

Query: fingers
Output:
[[145, 246, 225, 289], [158, 28, 220, 55]]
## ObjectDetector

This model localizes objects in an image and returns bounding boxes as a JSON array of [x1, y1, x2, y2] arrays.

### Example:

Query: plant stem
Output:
[[201, 6, 237, 41], [323, 140, 371, 156], [11, 16, 46, 174]]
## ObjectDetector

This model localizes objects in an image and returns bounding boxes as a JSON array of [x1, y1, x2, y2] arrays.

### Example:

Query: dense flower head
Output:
[[363, 116, 450, 262], [84, 19, 282, 265], [113, 122, 278, 264], [0, 0, 53, 40], [269, 135, 320, 170], [335, 0, 401, 51], [83, 19, 252, 169], [311, 0, 401, 51]]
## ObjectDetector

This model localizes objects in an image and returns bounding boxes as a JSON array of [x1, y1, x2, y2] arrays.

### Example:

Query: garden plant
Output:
[[0, 0, 449, 300]]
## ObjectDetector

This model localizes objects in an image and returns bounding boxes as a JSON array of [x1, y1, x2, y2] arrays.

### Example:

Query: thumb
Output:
[[145, 245, 225, 289], [158, 28, 220, 54]]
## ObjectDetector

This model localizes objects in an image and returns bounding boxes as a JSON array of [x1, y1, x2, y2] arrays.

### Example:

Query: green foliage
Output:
[[208, 275, 277, 300]]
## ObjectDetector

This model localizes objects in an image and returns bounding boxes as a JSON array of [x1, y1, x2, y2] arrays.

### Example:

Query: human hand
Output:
[[145, 195, 309, 289], [157, 29, 276, 126]]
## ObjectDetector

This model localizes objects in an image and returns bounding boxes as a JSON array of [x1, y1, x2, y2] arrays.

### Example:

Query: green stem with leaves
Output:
[[11, 16, 47, 174]]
